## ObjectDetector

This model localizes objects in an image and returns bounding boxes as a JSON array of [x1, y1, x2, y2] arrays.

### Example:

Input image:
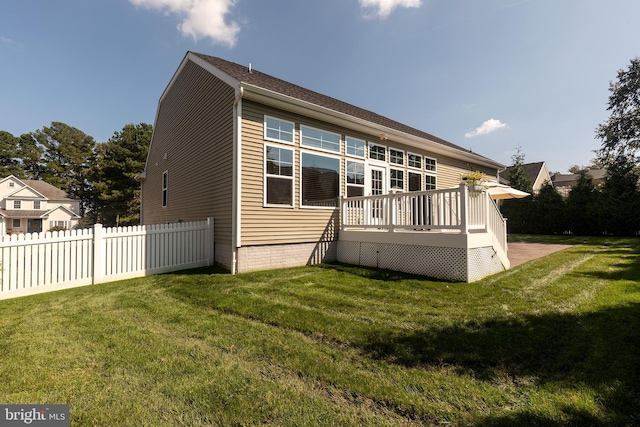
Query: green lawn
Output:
[[1, 237, 639, 426]]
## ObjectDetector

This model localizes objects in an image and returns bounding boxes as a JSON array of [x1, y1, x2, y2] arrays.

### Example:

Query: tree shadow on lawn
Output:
[[362, 303, 640, 424]]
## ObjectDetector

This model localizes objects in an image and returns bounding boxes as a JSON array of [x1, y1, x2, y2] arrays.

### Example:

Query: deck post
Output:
[[388, 191, 395, 233], [459, 183, 469, 235]]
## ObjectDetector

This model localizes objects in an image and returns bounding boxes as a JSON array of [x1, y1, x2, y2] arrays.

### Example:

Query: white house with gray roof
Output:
[[0, 176, 81, 234]]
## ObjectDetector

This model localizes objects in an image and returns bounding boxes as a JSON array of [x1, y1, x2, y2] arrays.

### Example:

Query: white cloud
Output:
[[1, 37, 16, 45], [129, 0, 240, 47], [465, 118, 508, 138], [359, 0, 422, 18]]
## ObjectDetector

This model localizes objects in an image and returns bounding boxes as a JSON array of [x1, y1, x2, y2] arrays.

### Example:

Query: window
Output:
[[409, 172, 422, 191], [9, 182, 14, 188], [425, 156, 437, 172], [162, 171, 168, 207], [408, 153, 422, 169], [13, 200, 21, 209], [390, 169, 404, 191], [389, 149, 404, 165], [34, 201, 41, 210], [300, 126, 341, 153], [369, 143, 386, 161], [425, 174, 437, 190], [301, 152, 340, 207], [265, 145, 294, 206], [346, 160, 365, 197], [265, 116, 294, 144], [12, 219, 20, 228], [345, 136, 365, 158]]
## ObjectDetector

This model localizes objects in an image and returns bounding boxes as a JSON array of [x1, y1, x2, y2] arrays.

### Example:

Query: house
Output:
[[139, 52, 508, 280], [0, 176, 81, 234], [551, 169, 607, 197], [499, 161, 551, 194]]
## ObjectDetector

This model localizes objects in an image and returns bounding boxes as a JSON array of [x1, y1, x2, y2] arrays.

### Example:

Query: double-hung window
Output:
[[300, 126, 340, 153], [162, 171, 168, 207], [34, 201, 41, 210], [265, 116, 294, 144], [265, 145, 294, 206], [301, 152, 340, 207], [345, 136, 365, 158], [346, 160, 365, 197], [13, 200, 21, 209], [390, 169, 404, 191]]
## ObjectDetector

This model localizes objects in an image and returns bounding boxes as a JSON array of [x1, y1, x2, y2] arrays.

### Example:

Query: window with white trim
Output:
[[12, 219, 20, 228], [409, 172, 422, 191], [408, 153, 422, 169], [425, 156, 437, 173], [300, 126, 340, 153], [265, 145, 294, 206], [301, 152, 340, 207], [346, 160, 365, 197], [34, 201, 41, 210], [264, 116, 294, 144], [425, 174, 437, 190], [162, 171, 168, 207], [390, 169, 404, 191], [9, 182, 14, 188], [389, 148, 404, 165], [369, 143, 386, 161], [345, 136, 365, 158], [13, 200, 21, 209]]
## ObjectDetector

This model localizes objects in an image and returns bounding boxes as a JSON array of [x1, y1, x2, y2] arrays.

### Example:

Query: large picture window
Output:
[[301, 152, 340, 207], [345, 136, 365, 158], [301, 126, 341, 153], [265, 116, 294, 144], [346, 160, 364, 197], [265, 145, 294, 206]]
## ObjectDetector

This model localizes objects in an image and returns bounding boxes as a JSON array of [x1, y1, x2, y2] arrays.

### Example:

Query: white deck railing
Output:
[[341, 184, 507, 255]]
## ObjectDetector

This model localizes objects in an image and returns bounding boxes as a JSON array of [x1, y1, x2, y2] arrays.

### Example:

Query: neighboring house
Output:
[[499, 161, 551, 194], [139, 52, 506, 276], [0, 176, 81, 234], [550, 169, 607, 197]]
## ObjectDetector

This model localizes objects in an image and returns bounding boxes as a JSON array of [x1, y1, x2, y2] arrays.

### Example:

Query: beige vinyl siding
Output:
[[142, 59, 235, 247], [241, 102, 339, 246], [239, 100, 499, 246]]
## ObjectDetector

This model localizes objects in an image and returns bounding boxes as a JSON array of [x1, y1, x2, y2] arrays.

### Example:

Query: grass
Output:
[[1, 236, 639, 425]]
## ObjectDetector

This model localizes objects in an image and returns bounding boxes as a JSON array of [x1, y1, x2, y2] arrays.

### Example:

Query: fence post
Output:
[[206, 217, 215, 266], [93, 223, 105, 284], [459, 183, 469, 235]]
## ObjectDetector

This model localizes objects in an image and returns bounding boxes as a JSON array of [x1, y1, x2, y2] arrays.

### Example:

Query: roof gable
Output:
[[6, 186, 46, 199], [44, 204, 81, 219], [23, 180, 74, 201]]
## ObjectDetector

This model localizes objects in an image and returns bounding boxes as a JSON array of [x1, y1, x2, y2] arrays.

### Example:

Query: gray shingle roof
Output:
[[22, 180, 74, 200], [192, 52, 494, 162]]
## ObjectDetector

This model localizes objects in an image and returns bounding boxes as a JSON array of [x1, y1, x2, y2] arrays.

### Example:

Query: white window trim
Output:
[[425, 156, 437, 173], [300, 125, 341, 154], [407, 152, 423, 170], [425, 173, 437, 190], [345, 159, 365, 197], [390, 168, 405, 191], [345, 136, 366, 159], [368, 142, 387, 162], [264, 143, 295, 208], [299, 149, 341, 209], [162, 170, 168, 207], [13, 200, 21, 209], [389, 148, 405, 166], [264, 115, 295, 145]]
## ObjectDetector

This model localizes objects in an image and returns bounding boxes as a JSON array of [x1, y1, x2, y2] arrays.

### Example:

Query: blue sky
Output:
[[1, 0, 639, 173]]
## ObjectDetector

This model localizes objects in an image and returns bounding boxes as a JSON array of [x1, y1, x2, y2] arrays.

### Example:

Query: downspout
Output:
[[231, 86, 244, 274]]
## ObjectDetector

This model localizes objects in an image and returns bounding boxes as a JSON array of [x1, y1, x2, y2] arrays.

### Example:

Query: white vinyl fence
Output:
[[0, 218, 214, 300]]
